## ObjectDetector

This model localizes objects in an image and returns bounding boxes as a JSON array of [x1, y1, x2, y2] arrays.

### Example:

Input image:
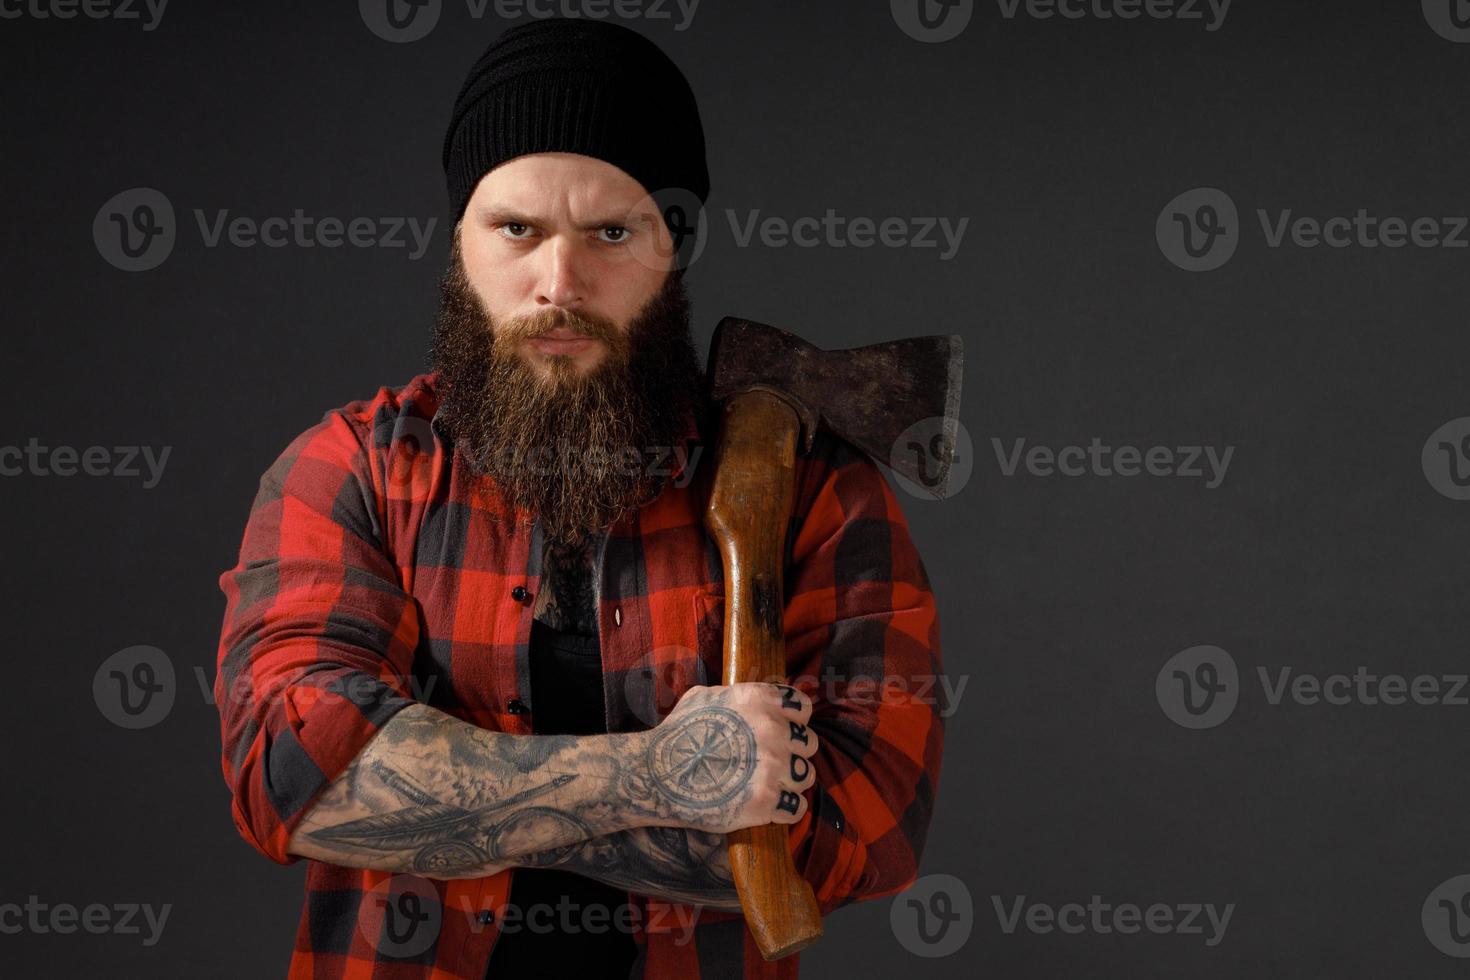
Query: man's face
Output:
[[457, 151, 679, 379], [430, 151, 704, 544]]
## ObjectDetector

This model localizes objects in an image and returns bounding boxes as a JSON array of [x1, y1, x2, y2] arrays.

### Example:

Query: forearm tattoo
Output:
[[546, 826, 741, 910], [289, 701, 766, 879]]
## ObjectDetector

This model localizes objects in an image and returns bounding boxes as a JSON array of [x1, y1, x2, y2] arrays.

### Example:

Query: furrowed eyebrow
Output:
[[480, 209, 540, 226], [478, 208, 654, 230], [577, 214, 646, 230]]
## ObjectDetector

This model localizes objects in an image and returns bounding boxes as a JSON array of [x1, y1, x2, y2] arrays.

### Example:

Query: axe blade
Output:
[[707, 317, 966, 498]]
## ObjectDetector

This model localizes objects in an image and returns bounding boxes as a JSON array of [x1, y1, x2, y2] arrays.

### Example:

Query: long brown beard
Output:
[[429, 240, 704, 544]]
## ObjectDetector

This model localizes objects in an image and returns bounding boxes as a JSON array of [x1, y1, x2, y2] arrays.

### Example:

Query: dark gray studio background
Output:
[[5, 1, 1470, 977]]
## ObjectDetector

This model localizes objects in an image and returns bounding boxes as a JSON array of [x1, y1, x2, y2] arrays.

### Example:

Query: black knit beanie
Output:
[[442, 18, 709, 228]]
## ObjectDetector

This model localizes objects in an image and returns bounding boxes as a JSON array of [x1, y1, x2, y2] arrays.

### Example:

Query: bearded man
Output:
[[214, 18, 944, 980]]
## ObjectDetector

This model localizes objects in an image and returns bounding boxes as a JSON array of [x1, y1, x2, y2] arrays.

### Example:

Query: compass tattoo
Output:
[[646, 706, 757, 809]]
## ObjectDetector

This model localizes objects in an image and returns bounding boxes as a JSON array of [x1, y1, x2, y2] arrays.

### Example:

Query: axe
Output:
[[702, 316, 964, 959]]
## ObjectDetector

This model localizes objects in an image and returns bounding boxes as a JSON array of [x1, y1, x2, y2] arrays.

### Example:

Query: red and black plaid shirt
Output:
[[214, 372, 944, 979]]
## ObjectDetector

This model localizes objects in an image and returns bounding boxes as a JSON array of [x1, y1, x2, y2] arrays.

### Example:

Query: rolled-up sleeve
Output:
[[782, 432, 946, 915], [214, 407, 421, 865]]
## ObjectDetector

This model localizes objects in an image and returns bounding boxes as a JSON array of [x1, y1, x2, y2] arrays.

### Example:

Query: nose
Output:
[[533, 235, 586, 310]]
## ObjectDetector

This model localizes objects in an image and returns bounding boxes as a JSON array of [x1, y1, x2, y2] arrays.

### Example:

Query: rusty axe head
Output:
[[706, 317, 965, 498]]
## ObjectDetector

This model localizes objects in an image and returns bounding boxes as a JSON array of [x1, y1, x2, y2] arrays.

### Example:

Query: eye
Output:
[[499, 222, 532, 239], [597, 226, 631, 244]]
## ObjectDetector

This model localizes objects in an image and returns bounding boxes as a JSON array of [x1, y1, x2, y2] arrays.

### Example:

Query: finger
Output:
[[774, 683, 813, 723], [783, 752, 818, 792], [785, 716, 819, 757], [773, 784, 806, 823], [771, 784, 808, 824]]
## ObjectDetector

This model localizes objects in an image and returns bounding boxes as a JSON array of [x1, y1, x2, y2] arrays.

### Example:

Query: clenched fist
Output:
[[644, 682, 821, 835]]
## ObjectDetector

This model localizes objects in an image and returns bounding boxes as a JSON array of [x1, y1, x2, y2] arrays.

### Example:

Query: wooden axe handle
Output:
[[704, 388, 824, 960]]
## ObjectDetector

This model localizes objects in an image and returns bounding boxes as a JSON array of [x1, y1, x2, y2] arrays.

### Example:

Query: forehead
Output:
[[469, 152, 651, 214]]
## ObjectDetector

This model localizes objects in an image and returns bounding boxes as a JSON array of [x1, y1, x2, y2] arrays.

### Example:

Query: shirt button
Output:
[[614, 607, 622, 627], [511, 586, 529, 603], [506, 698, 528, 715], [832, 814, 843, 832], [477, 909, 495, 925]]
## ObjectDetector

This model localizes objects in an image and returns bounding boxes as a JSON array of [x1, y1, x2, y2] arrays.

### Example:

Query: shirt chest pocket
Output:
[[633, 590, 727, 726]]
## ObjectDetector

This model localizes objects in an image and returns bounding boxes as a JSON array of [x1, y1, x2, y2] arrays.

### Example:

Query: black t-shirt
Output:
[[484, 536, 637, 979]]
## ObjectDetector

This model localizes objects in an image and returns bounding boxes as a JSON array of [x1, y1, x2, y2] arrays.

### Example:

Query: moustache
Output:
[[494, 307, 621, 346]]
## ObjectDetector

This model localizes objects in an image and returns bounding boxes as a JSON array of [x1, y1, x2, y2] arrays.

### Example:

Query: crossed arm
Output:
[[222, 410, 940, 918], [287, 689, 817, 910]]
